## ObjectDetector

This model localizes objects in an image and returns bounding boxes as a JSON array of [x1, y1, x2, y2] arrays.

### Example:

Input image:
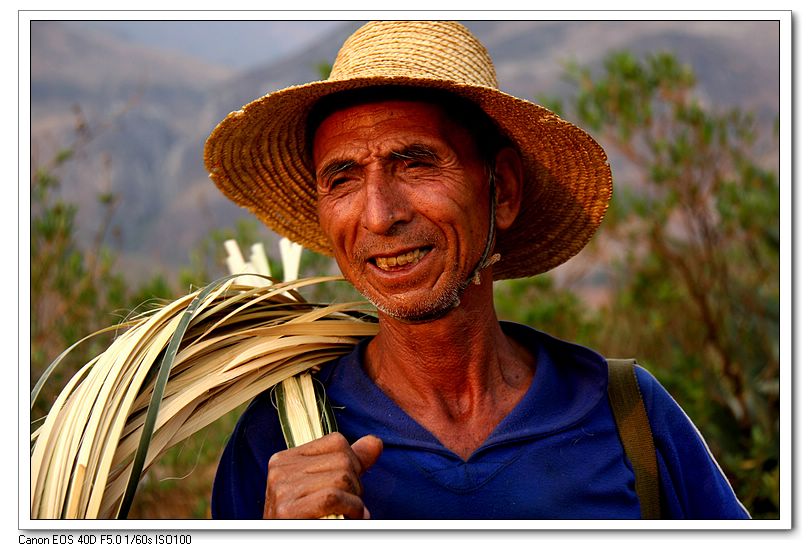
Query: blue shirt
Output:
[[211, 322, 749, 519]]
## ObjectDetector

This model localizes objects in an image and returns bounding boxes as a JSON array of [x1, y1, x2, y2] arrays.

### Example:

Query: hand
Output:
[[263, 433, 383, 519]]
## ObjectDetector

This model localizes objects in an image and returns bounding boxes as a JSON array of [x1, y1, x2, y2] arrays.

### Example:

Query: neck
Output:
[[363, 278, 535, 458], [371, 294, 502, 393]]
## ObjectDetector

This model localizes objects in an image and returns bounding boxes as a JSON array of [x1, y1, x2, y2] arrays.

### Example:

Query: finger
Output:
[[270, 433, 358, 470], [351, 435, 383, 474], [269, 466, 361, 502], [278, 445, 364, 491], [296, 432, 350, 454], [271, 487, 367, 519], [265, 467, 352, 519]]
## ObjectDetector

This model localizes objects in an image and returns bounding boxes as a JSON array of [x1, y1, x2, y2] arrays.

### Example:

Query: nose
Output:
[[361, 168, 412, 235]]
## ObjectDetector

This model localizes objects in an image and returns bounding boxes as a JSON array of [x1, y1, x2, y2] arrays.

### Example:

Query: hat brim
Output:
[[204, 75, 612, 280]]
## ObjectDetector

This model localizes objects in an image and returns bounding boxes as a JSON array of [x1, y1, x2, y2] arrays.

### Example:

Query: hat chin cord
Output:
[[458, 169, 501, 291]]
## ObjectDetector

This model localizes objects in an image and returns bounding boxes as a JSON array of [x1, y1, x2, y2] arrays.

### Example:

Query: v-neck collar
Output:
[[318, 322, 608, 462]]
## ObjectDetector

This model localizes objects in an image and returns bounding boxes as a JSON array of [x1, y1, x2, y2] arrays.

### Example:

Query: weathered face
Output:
[[312, 100, 492, 321]]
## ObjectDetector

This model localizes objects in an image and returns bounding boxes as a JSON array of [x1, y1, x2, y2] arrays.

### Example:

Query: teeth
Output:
[[375, 248, 427, 270]]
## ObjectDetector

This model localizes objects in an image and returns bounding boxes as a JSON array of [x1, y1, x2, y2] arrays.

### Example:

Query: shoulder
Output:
[[233, 390, 283, 445], [632, 363, 750, 519], [211, 390, 284, 519], [500, 321, 609, 428], [502, 326, 750, 520], [631, 363, 712, 449], [502, 321, 607, 386]]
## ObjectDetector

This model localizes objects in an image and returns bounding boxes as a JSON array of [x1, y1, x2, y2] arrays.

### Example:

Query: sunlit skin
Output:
[[263, 100, 536, 519], [313, 100, 495, 321]]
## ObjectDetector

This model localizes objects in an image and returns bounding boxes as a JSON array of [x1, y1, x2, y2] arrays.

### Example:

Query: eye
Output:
[[404, 160, 429, 170], [316, 176, 339, 193], [317, 160, 357, 192], [391, 146, 439, 171], [318, 177, 348, 194]]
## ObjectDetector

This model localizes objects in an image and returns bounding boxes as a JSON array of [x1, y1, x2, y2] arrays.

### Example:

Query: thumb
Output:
[[351, 435, 383, 473]]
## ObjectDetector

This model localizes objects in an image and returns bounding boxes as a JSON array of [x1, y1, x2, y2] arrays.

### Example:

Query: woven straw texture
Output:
[[204, 21, 613, 280]]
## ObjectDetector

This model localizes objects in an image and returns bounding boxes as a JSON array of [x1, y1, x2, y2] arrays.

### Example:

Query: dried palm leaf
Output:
[[30, 275, 378, 519]]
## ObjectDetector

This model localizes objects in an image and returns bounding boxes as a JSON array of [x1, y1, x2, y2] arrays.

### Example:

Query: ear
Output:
[[493, 147, 523, 231]]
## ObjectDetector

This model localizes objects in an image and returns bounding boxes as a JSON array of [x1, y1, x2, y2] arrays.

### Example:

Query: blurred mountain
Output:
[[29, 19, 780, 284], [70, 21, 345, 70]]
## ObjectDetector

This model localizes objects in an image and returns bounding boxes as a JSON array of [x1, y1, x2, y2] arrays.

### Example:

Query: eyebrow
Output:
[[389, 143, 440, 163], [316, 143, 440, 183], [317, 159, 357, 183]]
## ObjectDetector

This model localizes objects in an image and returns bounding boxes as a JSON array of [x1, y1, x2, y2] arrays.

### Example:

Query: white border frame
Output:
[[17, 9, 793, 537]]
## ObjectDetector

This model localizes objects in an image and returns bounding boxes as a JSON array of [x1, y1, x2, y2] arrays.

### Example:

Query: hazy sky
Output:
[[77, 20, 345, 70]]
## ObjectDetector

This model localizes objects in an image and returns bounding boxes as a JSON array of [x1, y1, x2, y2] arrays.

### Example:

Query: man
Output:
[[204, 21, 749, 520]]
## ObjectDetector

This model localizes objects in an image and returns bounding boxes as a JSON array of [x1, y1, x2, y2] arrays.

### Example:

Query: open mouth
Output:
[[371, 247, 430, 271]]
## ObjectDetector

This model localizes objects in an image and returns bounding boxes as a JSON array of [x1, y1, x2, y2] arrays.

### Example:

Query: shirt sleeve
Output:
[[634, 365, 751, 519], [211, 391, 287, 519]]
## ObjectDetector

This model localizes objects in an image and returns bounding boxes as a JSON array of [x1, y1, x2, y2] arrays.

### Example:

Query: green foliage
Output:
[[30, 152, 176, 418], [29, 139, 247, 517], [510, 51, 779, 517], [495, 275, 597, 344], [127, 408, 247, 519], [315, 61, 333, 80], [178, 218, 281, 288]]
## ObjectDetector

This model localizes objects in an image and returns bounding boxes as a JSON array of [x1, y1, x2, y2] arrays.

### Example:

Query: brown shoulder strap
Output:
[[606, 358, 661, 519]]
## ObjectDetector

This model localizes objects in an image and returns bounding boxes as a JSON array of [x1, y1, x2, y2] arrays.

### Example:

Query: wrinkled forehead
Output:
[[305, 85, 507, 162], [311, 100, 468, 163]]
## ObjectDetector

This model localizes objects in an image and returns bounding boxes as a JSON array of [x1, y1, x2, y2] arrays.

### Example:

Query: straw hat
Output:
[[204, 20, 612, 280]]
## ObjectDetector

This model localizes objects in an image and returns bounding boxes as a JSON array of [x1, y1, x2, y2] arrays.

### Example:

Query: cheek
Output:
[[317, 197, 359, 255], [317, 199, 342, 245], [413, 181, 486, 233]]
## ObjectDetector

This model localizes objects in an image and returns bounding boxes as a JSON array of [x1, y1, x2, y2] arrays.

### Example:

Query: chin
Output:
[[359, 281, 465, 324]]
